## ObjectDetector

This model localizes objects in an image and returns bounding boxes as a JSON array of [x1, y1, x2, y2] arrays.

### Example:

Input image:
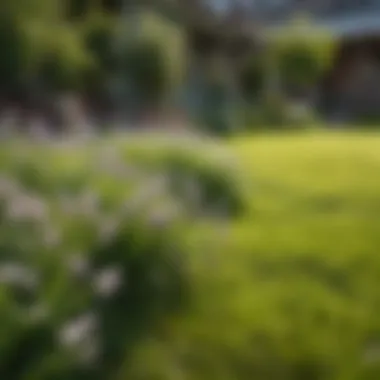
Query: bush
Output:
[[37, 25, 93, 92], [266, 16, 337, 92], [0, 142, 188, 379], [249, 95, 292, 128], [82, 13, 117, 93], [0, 16, 35, 96], [120, 10, 186, 106], [0, 1, 94, 96], [0, 135, 247, 379], [123, 39, 169, 104], [114, 135, 248, 216], [0, 135, 247, 218], [239, 55, 265, 100], [243, 96, 320, 130]]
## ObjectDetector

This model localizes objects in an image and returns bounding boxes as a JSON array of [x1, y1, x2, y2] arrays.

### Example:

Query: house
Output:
[[317, 8, 380, 120], [258, 0, 380, 119], [149, 0, 260, 130], [180, 0, 380, 121]]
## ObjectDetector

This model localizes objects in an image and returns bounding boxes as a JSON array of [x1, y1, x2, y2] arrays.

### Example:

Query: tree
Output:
[[119, 9, 186, 108], [266, 15, 337, 94]]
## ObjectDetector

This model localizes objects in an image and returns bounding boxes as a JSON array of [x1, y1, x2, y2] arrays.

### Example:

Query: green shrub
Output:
[[82, 13, 117, 93], [0, 136, 247, 218], [242, 95, 320, 131], [193, 78, 242, 136], [239, 55, 265, 100], [266, 16, 337, 92], [37, 25, 93, 92], [113, 135, 248, 216], [242, 95, 294, 130], [0, 135, 246, 379], [0, 174, 188, 379], [119, 10, 186, 106], [123, 39, 169, 104], [0, 16, 35, 95], [0, 1, 92, 96], [0, 144, 183, 379]]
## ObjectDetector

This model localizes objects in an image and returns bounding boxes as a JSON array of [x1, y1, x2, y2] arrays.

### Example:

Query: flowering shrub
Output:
[[0, 135, 246, 379], [114, 134, 247, 217]]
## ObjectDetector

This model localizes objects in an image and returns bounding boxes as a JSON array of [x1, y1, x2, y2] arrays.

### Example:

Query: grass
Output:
[[165, 131, 380, 380], [3, 130, 380, 379]]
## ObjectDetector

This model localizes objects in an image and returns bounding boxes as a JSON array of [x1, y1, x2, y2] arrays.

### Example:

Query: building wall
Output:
[[322, 37, 380, 119]]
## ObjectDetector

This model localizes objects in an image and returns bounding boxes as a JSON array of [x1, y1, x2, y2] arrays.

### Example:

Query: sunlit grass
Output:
[[174, 131, 380, 380], [232, 130, 380, 207]]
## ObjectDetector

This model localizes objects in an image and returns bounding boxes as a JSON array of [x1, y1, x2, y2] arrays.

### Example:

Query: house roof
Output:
[[264, 9, 380, 41], [319, 11, 380, 39]]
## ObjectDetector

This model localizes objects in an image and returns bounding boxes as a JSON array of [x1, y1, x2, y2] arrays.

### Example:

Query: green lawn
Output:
[[3, 131, 380, 379], [170, 131, 380, 380]]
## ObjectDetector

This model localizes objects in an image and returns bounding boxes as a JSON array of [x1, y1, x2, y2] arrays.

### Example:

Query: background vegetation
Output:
[[0, 0, 340, 132], [2, 2, 380, 380]]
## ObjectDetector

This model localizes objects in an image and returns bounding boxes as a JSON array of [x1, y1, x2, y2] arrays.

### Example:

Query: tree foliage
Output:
[[120, 10, 186, 104], [0, 0, 187, 107], [267, 15, 337, 90]]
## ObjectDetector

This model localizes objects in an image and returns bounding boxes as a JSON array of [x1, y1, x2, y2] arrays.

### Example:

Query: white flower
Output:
[[58, 194, 76, 214], [0, 263, 39, 290], [67, 253, 90, 278], [363, 341, 380, 364], [59, 190, 99, 217], [0, 177, 18, 198], [59, 313, 97, 348], [93, 266, 124, 298], [43, 226, 61, 248], [122, 175, 170, 215], [96, 148, 138, 179], [98, 217, 120, 243], [78, 189, 99, 215], [147, 200, 183, 229], [7, 193, 48, 222]]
